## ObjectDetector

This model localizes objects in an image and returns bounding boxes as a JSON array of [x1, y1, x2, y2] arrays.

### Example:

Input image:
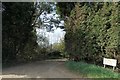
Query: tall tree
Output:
[[2, 2, 36, 63], [2, 2, 54, 63], [57, 2, 120, 64]]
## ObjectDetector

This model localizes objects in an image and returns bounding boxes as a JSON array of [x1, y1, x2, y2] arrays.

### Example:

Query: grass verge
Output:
[[65, 61, 120, 78]]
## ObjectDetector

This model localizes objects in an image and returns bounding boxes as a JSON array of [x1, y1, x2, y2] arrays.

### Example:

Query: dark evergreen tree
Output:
[[2, 2, 54, 64], [57, 2, 120, 64]]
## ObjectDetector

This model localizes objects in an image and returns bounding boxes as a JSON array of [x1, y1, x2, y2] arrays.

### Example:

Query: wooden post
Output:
[[113, 66, 115, 70], [104, 64, 106, 68]]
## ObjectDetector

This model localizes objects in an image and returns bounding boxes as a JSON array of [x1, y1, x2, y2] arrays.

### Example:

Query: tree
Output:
[[57, 2, 120, 64], [2, 2, 37, 63], [56, 2, 75, 19], [2, 2, 55, 64]]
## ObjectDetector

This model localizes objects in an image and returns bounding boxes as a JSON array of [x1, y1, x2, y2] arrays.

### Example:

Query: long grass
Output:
[[65, 61, 120, 78]]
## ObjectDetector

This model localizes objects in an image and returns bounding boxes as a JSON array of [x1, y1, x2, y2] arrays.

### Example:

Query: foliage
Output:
[[65, 61, 120, 78], [56, 2, 75, 19], [2, 2, 54, 64], [51, 40, 65, 58], [52, 40, 65, 53], [64, 3, 101, 62], [36, 31, 49, 48], [57, 2, 120, 65], [2, 2, 36, 63], [32, 2, 54, 28]]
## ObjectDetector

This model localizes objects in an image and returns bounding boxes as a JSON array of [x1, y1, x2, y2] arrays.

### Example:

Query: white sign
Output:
[[103, 58, 117, 67]]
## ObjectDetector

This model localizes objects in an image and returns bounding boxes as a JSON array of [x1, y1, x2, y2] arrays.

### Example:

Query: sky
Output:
[[36, 27, 65, 44], [36, 4, 65, 45]]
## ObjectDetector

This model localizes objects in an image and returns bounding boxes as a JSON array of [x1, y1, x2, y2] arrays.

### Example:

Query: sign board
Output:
[[103, 58, 117, 67]]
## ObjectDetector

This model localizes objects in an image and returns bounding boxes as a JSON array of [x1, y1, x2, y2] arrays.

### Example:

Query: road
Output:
[[2, 59, 83, 78]]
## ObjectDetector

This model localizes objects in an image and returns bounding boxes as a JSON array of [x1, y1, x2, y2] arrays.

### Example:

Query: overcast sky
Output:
[[36, 4, 65, 45], [36, 27, 65, 44]]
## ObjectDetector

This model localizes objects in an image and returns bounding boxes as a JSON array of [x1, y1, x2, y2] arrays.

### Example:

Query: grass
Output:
[[65, 61, 120, 78]]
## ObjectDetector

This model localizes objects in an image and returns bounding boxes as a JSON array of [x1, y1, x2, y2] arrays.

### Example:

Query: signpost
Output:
[[103, 58, 117, 70]]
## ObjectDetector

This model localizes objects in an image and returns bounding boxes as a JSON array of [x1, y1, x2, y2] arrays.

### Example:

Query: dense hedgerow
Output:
[[57, 2, 120, 65]]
